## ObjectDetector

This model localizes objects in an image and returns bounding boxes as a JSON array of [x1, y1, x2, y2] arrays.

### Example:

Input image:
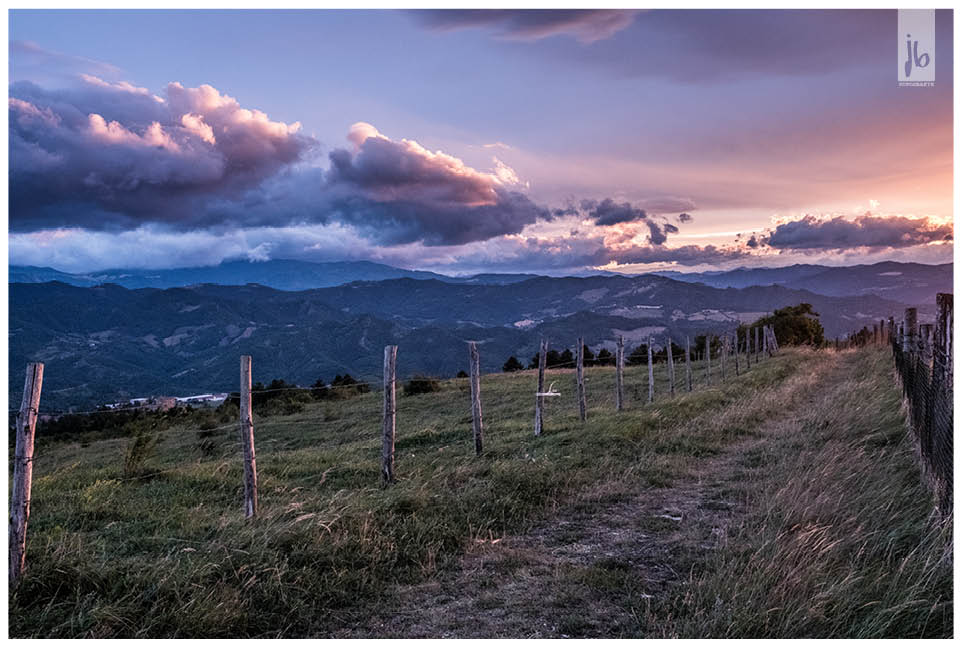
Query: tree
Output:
[[310, 378, 329, 400], [752, 303, 825, 347], [627, 344, 648, 365], [596, 348, 614, 366], [582, 344, 596, 367], [546, 349, 563, 368], [503, 356, 525, 372], [456, 370, 468, 378], [560, 348, 575, 368]]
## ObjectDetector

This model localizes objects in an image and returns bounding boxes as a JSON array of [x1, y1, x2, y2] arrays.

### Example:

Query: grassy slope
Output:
[[9, 348, 952, 637]]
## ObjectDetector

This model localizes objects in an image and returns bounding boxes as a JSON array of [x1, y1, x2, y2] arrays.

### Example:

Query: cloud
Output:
[[761, 214, 953, 252], [571, 197, 692, 246], [9, 76, 315, 231], [412, 9, 640, 43], [534, 10, 953, 82], [321, 122, 548, 245], [583, 198, 647, 226], [678, 213, 693, 223], [10, 40, 122, 84], [635, 196, 697, 214], [9, 72, 550, 247]]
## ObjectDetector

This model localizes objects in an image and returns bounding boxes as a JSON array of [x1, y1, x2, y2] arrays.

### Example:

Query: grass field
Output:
[[8, 346, 952, 638]]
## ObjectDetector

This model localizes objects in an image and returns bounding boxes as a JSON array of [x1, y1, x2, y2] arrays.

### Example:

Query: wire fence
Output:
[[891, 295, 953, 514], [840, 294, 953, 513]]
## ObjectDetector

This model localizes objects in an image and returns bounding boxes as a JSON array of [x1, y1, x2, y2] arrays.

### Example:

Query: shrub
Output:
[[403, 375, 441, 396], [502, 356, 524, 372], [123, 431, 157, 478]]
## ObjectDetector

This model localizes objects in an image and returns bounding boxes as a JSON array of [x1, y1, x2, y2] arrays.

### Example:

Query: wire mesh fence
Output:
[[884, 295, 953, 513]]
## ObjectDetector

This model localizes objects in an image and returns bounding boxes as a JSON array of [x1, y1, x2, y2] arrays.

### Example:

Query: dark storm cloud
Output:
[[572, 197, 690, 246], [9, 77, 549, 246], [9, 77, 315, 231], [411, 9, 640, 43], [584, 198, 648, 226], [762, 214, 953, 251], [536, 9, 953, 82], [494, 238, 751, 271], [320, 122, 549, 245]]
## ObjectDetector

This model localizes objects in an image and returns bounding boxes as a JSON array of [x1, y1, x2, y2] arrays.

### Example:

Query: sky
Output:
[[7, 8, 955, 275]]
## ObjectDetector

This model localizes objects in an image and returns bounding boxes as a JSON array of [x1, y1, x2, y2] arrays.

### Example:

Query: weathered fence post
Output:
[[919, 324, 933, 363], [534, 339, 548, 436], [935, 294, 953, 388], [706, 334, 712, 386], [239, 355, 258, 517], [720, 334, 727, 379], [733, 332, 740, 376], [754, 327, 759, 363], [468, 341, 483, 455], [615, 335, 625, 411], [667, 336, 676, 396], [647, 335, 654, 404], [685, 336, 693, 392], [745, 329, 751, 370], [576, 337, 587, 421], [382, 345, 397, 482], [10, 362, 43, 587], [903, 308, 918, 354]]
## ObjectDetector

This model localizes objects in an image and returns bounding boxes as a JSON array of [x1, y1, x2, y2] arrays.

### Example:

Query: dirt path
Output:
[[338, 353, 840, 638]]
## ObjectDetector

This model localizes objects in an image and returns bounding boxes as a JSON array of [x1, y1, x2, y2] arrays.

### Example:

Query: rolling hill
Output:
[[10, 274, 910, 410]]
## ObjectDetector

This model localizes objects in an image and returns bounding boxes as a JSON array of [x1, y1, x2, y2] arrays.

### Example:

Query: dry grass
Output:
[[8, 347, 951, 638]]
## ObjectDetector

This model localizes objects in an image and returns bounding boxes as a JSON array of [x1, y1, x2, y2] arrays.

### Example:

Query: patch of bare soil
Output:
[[339, 358, 836, 638]]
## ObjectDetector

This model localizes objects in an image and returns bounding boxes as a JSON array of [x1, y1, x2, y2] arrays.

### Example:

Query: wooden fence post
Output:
[[919, 324, 933, 363], [10, 362, 43, 587], [754, 327, 760, 363], [615, 335, 625, 411], [903, 308, 918, 354], [720, 334, 727, 380], [685, 336, 693, 392], [576, 337, 587, 422], [667, 336, 676, 396], [745, 329, 751, 370], [647, 335, 654, 404], [382, 345, 397, 482], [468, 341, 483, 455], [706, 335, 712, 386], [534, 339, 548, 436], [733, 333, 740, 376], [239, 355, 258, 518], [935, 294, 953, 388]]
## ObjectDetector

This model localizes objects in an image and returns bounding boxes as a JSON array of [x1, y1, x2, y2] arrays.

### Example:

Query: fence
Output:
[[837, 295, 953, 513], [892, 297, 953, 513], [8, 325, 780, 586]]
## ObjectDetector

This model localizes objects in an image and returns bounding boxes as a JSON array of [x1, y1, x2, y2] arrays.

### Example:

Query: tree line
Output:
[[501, 303, 826, 373]]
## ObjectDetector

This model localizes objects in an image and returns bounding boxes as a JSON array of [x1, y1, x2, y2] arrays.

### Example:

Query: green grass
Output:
[[8, 348, 951, 638], [645, 349, 953, 638]]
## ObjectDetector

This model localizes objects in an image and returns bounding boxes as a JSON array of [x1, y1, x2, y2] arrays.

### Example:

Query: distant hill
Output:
[[655, 261, 952, 305], [11, 260, 949, 304], [8, 260, 539, 291], [10, 276, 911, 410]]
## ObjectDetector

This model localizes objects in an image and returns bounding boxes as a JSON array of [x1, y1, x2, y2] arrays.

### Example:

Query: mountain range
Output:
[[9, 260, 538, 291], [10, 267, 926, 410], [11, 259, 950, 305], [654, 261, 952, 305]]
